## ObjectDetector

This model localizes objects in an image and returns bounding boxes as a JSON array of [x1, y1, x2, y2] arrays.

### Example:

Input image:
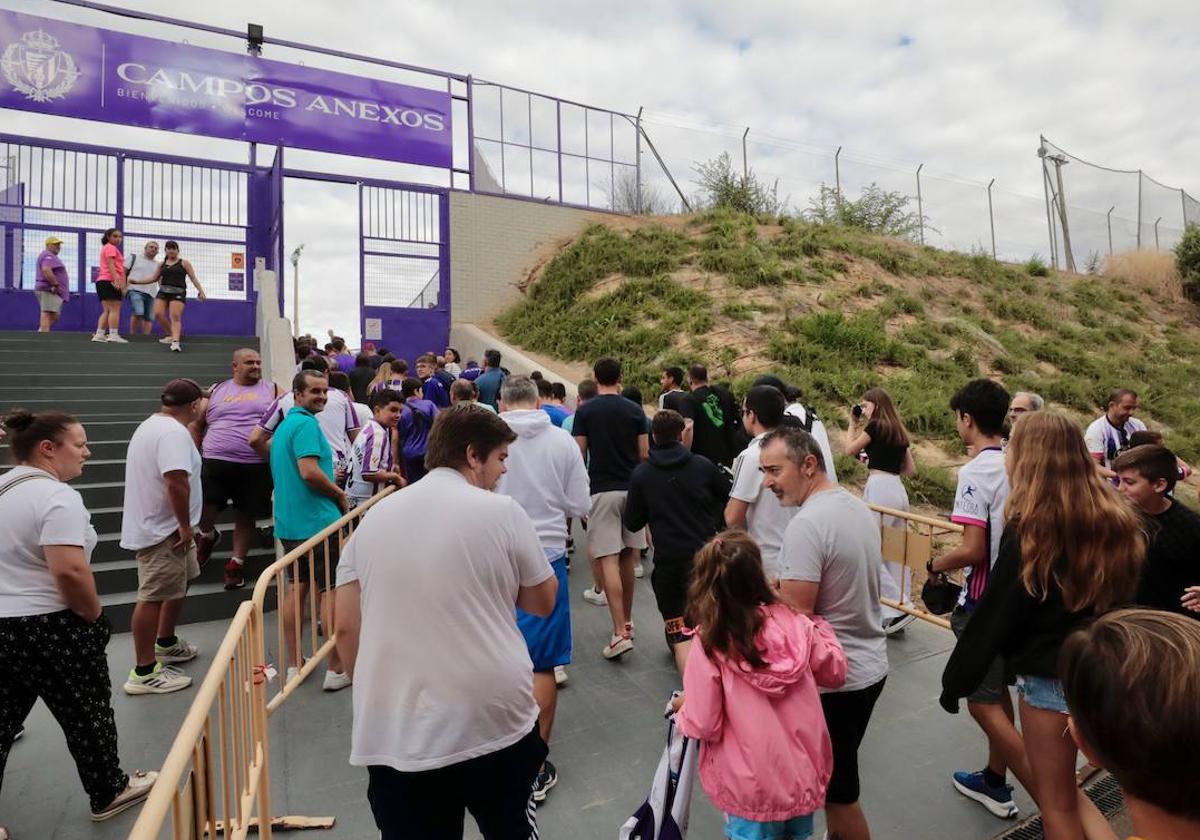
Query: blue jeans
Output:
[[127, 290, 153, 320], [1017, 675, 1068, 714]]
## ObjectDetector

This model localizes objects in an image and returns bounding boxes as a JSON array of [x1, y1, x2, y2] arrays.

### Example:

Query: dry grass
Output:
[[1103, 250, 1182, 302]]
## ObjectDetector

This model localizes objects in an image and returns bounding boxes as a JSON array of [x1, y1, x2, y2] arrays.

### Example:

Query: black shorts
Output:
[[281, 534, 342, 591], [367, 725, 546, 840], [820, 677, 886, 805], [650, 556, 693, 645], [157, 286, 186, 302], [95, 280, 122, 301], [201, 459, 273, 518]]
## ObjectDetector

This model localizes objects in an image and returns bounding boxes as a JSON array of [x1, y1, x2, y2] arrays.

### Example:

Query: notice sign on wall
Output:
[[231, 253, 245, 270], [364, 318, 382, 341], [0, 10, 453, 168], [228, 272, 244, 292]]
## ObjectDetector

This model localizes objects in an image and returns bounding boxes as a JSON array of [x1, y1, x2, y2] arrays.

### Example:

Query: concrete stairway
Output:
[[0, 330, 277, 632]]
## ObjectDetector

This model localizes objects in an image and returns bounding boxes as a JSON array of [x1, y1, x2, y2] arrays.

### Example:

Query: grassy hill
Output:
[[495, 209, 1200, 508]]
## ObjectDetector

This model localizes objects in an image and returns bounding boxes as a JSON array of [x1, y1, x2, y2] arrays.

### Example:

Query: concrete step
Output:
[[75, 480, 126, 508], [0, 331, 256, 346], [92, 543, 277, 595], [1, 458, 127, 483], [87, 503, 249, 534], [2, 396, 166, 414], [101, 579, 279, 634], [0, 372, 235, 388]]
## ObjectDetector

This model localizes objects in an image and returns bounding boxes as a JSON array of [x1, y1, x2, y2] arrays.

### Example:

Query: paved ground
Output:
[[4, 550, 1056, 840]]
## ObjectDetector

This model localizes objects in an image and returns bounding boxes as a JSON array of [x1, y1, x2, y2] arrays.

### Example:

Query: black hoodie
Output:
[[623, 443, 731, 562]]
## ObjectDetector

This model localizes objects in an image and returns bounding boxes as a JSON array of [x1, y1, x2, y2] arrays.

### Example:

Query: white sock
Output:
[[230, 556, 244, 567], [108, 329, 117, 335]]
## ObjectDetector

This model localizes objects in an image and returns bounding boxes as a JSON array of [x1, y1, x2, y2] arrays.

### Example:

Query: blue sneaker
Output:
[[952, 770, 1019, 819]]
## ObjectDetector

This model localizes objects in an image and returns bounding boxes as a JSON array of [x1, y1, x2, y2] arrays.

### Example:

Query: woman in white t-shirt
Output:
[[0, 411, 157, 828]]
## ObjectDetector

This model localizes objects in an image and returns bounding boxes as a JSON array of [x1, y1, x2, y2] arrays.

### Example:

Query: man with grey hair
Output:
[[496, 375, 590, 802], [1007, 391, 1043, 426], [759, 426, 887, 840]]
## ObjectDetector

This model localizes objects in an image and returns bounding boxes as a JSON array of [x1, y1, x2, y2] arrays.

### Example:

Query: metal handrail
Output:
[[868, 503, 963, 631]]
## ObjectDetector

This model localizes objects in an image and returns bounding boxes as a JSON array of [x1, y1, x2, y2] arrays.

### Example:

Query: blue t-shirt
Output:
[[475, 369, 505, 411], [542, 404, 570, 428], [399, 399, 439, 459], [270, 406, 341, 540]]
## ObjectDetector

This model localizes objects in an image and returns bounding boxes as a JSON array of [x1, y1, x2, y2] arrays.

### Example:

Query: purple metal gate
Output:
[[0, 133, 272, 335], [358, 180, 449, 362]]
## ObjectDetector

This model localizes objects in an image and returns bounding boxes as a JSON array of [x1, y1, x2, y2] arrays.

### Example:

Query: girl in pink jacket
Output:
[[674, 532, 847, 840]]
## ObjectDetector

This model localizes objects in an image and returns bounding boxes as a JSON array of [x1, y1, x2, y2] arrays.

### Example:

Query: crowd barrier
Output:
[[127, 493, 956, 837], [126, 488, 395, 840]]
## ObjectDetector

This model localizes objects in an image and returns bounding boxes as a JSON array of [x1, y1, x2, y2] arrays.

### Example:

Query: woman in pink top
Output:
[[92, 228, 127, 343], [674, 532, 847, 840]]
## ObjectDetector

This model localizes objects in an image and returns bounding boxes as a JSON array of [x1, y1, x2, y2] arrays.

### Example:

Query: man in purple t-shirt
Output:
[[190, 349, 281, 590], [331, 337, 356, 374], [35, 236, 71, 332], [399, 377, 439, 482]]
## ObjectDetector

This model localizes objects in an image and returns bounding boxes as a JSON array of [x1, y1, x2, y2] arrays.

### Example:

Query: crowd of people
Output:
[[35, 229, 208, 351], [1, 336, 1199, 840]]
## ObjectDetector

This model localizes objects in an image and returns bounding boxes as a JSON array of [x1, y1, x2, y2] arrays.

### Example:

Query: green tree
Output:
[[804, 182, 928, 241], [692, 152, 785, 216], [1175, 223, 1200, 302]]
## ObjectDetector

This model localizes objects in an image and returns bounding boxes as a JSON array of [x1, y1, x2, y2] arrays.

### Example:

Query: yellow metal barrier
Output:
[[868, 503, 963, 631], [127, 487, 395, 840]]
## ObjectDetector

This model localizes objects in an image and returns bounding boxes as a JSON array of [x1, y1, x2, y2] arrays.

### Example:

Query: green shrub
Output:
[[1176, 224, 1200, 301], [693, 153, 785, 216], [903, 464, 958, 511], [804, 183, 927, 241], [1024, 255, 1050, 276]]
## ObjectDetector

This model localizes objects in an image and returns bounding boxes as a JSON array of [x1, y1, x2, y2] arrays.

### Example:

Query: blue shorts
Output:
[[725, 813, 813, 840], [517, 554, 571, 672], [127, 289, 153, 319], [1017, 674, 1068, 714]]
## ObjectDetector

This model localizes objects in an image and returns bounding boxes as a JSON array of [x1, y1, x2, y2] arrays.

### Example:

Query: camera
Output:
[[851, 404, 864, 420]]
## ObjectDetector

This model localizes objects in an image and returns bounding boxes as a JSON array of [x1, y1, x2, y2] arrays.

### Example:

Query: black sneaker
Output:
[[532, 760, 558, 803]]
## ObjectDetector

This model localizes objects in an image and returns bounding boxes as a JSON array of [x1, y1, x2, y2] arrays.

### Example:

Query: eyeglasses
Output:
[[1010, 407, 1028, 414]]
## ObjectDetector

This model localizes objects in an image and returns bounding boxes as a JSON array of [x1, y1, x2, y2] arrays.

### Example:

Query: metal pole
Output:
[[1107, 206, 1115, 257], [466, 75, 476, 192], [987, 178, 996, 259], [1154, 217, 1162, 251], [916, 164, 924, 245], [834, 146, 842, 205], [1052, 157, 1076, 273], [635, 120, 691, 213], [292, 258, 299, 336], [1137, 169, 1143, 249], [742, 127, 749, 180], [634, 106, 643, 214], [557, 101, 564, 205], [1041, 159, 1058, 270], [1183, 188, 1189, 228]]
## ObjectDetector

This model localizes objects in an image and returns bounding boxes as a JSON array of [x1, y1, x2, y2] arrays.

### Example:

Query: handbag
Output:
[[921, 572, 962, 615], [619, 699, 699, 840]]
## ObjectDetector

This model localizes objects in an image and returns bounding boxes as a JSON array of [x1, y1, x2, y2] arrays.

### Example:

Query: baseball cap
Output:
[[45, 236, 63, 247], [161, 378, 205, 406]]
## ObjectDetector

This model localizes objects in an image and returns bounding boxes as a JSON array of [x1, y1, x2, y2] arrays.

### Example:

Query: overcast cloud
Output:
[[6, 0, 1198, 343]]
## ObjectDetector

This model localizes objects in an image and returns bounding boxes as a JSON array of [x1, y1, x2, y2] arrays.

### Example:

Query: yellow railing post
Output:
[[868, 502, 962, 631]]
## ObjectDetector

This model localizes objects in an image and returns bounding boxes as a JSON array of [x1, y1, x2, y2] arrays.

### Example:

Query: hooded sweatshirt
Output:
[[623, 442, 730, 562], [496, 409, 591, 551], [676, 604, 847, 821]]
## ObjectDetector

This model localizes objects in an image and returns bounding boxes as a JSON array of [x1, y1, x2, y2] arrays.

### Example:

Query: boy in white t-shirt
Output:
[[726, 385, 798, 580], [931, 379, 1032, 820]]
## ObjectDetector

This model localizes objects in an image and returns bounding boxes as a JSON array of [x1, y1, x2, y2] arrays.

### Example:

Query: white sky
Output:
[[4, 0, 1198, 343]]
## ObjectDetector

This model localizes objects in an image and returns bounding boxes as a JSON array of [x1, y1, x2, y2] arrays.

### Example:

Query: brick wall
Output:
[[449, 191, 605, 323]]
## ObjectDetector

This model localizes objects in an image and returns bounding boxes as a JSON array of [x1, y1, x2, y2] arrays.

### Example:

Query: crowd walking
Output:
[[3, 329, 1200, 840]]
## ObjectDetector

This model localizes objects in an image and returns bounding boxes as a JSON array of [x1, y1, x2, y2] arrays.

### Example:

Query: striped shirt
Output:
[[257, 389, 360, 460], [347, 418, 394, 501]]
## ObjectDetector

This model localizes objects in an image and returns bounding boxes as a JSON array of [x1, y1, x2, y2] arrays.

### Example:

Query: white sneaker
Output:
[[554, 665, 568, 686], [91, 332, 108, 342], [123, 663, 192, 695], [884, 614, 918, 636], [159, 336, 175, 344], [603, 634, 633, 660], [170, 341, 181, 352], [582, 587, 608, 606], [154, 637, 199, 663], [322, 670, 352, 692], [285, 665, 301, 684], [91, 769, 158, 821], [634, 562, 645, 579], [105, 333, 128, 343]]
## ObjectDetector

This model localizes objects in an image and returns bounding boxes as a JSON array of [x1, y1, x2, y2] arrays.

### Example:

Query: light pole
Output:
[[289, 244, 305, 337]]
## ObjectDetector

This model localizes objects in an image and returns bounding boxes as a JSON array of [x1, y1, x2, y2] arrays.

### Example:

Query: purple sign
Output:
[[0, 10, 452, 168], [228, 271, 244, 292]]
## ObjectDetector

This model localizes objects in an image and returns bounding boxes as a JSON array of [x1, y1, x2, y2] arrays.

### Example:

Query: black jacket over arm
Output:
[[940, 526, 1096, 713]]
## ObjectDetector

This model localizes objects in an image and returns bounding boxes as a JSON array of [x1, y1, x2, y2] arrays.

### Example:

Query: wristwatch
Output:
[[926, 557, 936, 575]]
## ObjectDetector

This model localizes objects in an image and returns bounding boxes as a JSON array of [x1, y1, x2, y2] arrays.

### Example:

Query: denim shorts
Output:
[[1016, 675, 1068, 714], [127, 289, 153, 319]]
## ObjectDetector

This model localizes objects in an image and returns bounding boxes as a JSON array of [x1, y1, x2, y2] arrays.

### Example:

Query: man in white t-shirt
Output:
[[249, 358, 361, 474], [1084, 387, 1146, 479], [119, 379, 205, 696], [335, 404, 557, 840], [930, 379, 1032, 820], [124, 240, 160, 336], [726, 385, 798, 579], [751, 374, 837, 483], [762, 426, 887, 840]]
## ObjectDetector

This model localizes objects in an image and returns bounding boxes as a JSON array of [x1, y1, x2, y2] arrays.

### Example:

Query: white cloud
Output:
[[5, 0, 1198, 341]]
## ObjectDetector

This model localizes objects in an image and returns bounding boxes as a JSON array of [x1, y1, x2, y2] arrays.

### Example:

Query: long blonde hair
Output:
[[863, 387, 910, 448], [1005, 412, 1145, 612]]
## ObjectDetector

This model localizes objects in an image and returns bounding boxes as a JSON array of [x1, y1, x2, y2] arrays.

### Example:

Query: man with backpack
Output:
[[685, 364, 743, 468]]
